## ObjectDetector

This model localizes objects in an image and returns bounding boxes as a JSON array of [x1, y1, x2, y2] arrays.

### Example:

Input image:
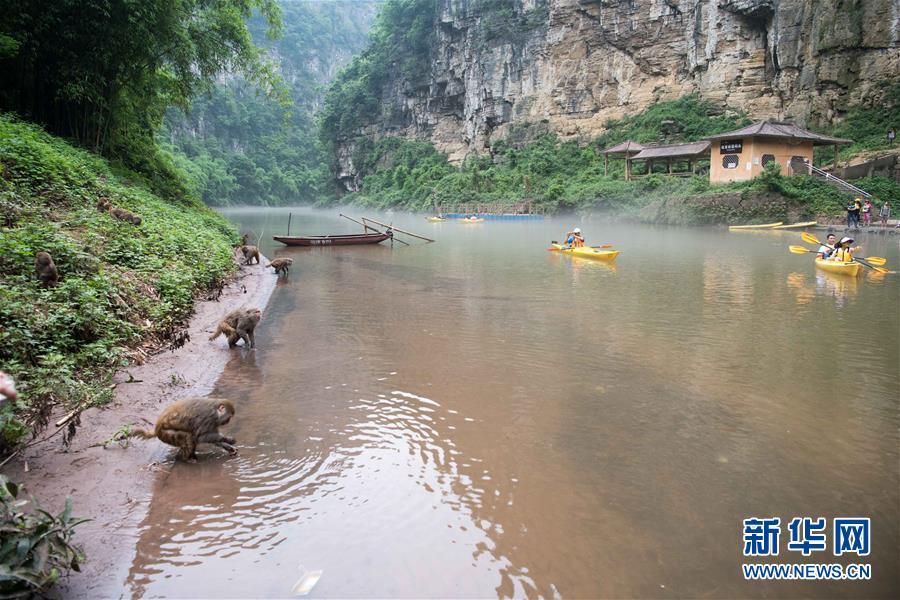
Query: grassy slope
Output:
[[0, 114, 238, 453]]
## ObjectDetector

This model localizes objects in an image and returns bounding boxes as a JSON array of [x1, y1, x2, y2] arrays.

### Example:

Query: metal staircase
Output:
[[805, 163, 872, 198]]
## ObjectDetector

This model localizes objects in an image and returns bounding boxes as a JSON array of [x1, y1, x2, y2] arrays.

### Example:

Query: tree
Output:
[[0, 0, 282, 182]]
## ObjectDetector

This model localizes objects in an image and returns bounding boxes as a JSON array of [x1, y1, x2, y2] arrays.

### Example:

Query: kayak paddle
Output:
[[853, 257, 891, 274]]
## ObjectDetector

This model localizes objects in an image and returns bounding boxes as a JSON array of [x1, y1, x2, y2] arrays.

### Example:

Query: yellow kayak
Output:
[[550, 244, 619, 261], [460, 217, 484, 223], [815, 258, 862, 277], [773, 221, 818, 229], [729, 222, 783, 230], [426, 217, 446, 222]]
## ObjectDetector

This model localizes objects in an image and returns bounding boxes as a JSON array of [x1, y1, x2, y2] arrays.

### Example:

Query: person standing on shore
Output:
[[846, 198, 861, 229], [862, 199, 873, 226], [880, 200, 892, 228]]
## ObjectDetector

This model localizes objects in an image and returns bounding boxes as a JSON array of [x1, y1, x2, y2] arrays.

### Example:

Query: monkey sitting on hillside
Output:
[[208, 307, 261, 348], [241, 245, 260, 265], [130, 397, 236, 461], [34, 251, 59, 287], [266, 257, 293, 276]]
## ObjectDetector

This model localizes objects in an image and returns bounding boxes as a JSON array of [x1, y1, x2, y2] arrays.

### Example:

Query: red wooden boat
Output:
[[272, 232, 392, 247]]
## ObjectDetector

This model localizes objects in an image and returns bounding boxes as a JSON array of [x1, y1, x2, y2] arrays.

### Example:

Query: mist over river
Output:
[[124, 208, 899, 598]]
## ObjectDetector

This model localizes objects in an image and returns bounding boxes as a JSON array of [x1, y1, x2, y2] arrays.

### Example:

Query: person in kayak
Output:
[[830, 236, 861, 262], [816, 233, 837, 260], [565, 227, 585, 247]]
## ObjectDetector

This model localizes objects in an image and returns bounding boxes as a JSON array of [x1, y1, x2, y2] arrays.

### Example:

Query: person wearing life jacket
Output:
[[817, 233, 837, 260], [565, 227, 585, 247], [830, 236, 861, 262]]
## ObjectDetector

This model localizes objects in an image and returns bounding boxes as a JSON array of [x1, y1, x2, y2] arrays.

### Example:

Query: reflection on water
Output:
[[125, 210, 899, 598]]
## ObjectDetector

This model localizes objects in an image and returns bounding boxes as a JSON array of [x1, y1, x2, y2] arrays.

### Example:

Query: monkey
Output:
[[96, 197, 111, 211], [240, 233, 251, 246], [265, 257, 293, 276], [34, 251, 59, 287], [241, 245, 260, 265], [130, 397, 236, 461], [208, 307, 261, 348], [108, 206, 141, 225], [108, 207, 128, 220]]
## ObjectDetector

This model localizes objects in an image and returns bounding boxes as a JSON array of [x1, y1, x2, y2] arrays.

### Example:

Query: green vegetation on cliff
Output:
[[0, 0, 282, 202], [320, 0, 437, 146], [327, 94, 900, 223], [164, 0, 379, 206], [328, 96, 744, 212], [0, 115, 238, 455]]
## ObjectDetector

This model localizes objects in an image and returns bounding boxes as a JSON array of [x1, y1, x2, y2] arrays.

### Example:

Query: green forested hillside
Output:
[[163, 0, 380, 206]]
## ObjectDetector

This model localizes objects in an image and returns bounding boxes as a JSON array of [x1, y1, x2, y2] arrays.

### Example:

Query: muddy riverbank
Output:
[[4, 251, 277, 597]]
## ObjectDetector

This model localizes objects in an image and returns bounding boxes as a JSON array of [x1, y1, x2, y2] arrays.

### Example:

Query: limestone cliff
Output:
[[335, 0, 899, 190]]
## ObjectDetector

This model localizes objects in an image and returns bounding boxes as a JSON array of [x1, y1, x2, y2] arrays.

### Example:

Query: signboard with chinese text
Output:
[[720, 140, 743, 153]]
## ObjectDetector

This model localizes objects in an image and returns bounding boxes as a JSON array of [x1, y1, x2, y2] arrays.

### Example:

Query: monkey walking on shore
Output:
[[130, 397, 237, 461], [34, 251, 59, 287], [266, 257, 293, 276], [208, 307, 261, 348], [241, 245, 260, 265]]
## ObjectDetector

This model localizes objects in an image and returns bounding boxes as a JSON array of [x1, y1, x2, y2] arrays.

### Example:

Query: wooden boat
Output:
[[729, 222, 783, 230], [773, 221, 818, 229], [273, 232, 392, 246]]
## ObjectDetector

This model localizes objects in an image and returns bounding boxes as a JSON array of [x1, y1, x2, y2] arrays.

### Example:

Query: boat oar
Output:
[[339, 213, 410, 246], [788, 245, 818, 255], [362, 216, 435, 243]]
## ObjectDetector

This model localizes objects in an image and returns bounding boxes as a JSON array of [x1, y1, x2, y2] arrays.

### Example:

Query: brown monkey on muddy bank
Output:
[[209, 307, 261, 348], [34, 251, 59, 287], [241, 245, 260, 265], [130, 397, 236, 461], [266, 257, 293, 276]]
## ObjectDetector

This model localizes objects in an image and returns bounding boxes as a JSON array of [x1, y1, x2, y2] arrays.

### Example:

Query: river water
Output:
[[124, 208, 899, 598]]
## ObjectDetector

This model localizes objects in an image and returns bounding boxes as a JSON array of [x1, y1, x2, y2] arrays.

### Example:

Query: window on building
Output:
[[789, 156, 808, 175], [761, 154, 775, 166], [722, 155, 739, 169]]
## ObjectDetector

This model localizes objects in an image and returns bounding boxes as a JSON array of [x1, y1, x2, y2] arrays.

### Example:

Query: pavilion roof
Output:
[[601, 140, 645, 154], [629, 141, 711, 160], [706, 121, 852, 145]]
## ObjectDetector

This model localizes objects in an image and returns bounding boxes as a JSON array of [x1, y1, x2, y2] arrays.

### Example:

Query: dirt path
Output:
[[4, 252, 277, 598]]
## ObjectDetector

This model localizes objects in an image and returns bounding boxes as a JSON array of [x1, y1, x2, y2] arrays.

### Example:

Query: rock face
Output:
[[336, 0, 899, 190]]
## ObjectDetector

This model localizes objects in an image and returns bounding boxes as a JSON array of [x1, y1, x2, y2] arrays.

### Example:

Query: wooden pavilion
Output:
[[600, 140, 644, 176], [625, 141, 711, 180], [706, 121, 852, 183]]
